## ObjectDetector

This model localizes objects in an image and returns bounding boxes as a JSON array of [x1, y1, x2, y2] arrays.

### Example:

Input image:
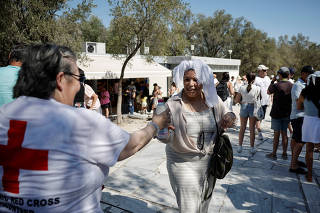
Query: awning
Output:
[[77, 54, 172, 80]]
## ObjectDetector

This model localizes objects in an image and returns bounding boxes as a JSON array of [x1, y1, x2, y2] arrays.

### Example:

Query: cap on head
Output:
[[277, 67, 290, 77], [257, 64, 268, 71], [301, 65, 314, 74]]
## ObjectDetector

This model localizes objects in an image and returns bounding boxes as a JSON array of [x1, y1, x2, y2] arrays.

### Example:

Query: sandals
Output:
[[297, 160, 307, 168], [281, 154, 288, 160], [265, 153, 277, 160], [305, 174, 313, 182], [289, 167, 307, 174]]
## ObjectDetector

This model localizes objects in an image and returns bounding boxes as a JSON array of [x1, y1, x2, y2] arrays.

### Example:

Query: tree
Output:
[[80, 15, 108, 43], [303, 43, 320, 70], [0, 0, 95, 66], [189, 10, 233, 58], [277, 34, 320, 78], [107, 0, 188, 124]]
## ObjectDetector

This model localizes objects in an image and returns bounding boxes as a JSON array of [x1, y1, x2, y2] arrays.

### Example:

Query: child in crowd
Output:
[[141, 96, 148, 114]]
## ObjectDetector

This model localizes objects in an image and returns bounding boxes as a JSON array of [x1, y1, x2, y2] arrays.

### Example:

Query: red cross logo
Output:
[[0, 120, 48, 194]]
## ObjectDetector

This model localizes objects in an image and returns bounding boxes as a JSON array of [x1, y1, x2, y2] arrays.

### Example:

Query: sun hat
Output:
[[257, 64, 269, 71]]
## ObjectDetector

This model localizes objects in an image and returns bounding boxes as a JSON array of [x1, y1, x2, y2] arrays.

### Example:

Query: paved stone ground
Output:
[[101, 105, 320, 213]]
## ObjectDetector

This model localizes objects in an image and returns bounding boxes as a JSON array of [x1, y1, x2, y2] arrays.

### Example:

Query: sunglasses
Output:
[[64, 72, 86, 84]]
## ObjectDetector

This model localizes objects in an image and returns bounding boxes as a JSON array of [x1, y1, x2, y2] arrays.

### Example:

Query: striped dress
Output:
[[166, 108, 217, 213]]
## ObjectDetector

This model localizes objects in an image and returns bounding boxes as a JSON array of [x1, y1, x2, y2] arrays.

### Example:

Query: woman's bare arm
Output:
[[297, 94, 304, 110], [118, 110, 169, 161]]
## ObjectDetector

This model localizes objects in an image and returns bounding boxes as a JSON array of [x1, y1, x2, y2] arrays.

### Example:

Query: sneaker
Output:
[[265, 153, 277, 160], [250, 147, 257, 154], [237, 146, 243, 153], [258, 132, 264, 140]]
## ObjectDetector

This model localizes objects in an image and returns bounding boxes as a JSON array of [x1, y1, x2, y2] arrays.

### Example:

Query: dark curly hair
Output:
[[13, 43, 76, 99]]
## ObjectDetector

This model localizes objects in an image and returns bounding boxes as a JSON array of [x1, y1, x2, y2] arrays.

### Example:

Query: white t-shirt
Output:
[[0, 96, 129, 213], [84, 84, 101, 110], [214, 78, 219, 86], [254, 76, 271, 106], [239, 84, 261, 104]]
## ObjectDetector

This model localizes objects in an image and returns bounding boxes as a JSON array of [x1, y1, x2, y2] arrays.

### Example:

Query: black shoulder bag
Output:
[[208, 107, 233, 179]]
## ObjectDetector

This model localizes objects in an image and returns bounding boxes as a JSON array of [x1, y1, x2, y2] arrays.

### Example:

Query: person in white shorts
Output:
[[297, 71, 320, 182]]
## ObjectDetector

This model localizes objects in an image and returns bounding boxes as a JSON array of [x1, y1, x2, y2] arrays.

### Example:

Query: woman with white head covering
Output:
[[158, 59, 236, 212], [297, 71, 320, 182]]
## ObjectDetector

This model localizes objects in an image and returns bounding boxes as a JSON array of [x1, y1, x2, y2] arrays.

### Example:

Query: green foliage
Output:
[[107, 0, 188, 56], [1, 0, 318, 79], [106, 0, 189, 123], [186, 10, 320, 76], [190, 10, 233, 57], [0, 0, 95, 66], [80, 16, 108, 43]]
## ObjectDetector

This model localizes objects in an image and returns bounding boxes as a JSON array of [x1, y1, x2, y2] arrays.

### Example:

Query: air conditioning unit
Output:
[[83, 42, 106, 54]]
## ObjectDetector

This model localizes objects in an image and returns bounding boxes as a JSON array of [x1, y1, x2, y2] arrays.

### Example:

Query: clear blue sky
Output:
[[69, 0, 320, 43]]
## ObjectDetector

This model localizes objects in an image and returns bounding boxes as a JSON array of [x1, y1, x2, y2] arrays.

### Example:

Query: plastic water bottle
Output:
[[155, 99, 169, 140]]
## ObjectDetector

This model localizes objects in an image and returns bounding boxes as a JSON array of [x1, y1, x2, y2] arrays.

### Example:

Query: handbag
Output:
[[208, 107, 233, 179], [253, 90, 264, 121]]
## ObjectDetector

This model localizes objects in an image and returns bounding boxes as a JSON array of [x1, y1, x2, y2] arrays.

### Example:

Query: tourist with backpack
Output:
[[216, 72, 234, 111]]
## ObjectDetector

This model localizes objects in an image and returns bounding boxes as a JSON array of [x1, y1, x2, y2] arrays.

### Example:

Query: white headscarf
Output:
[[172, 59, 219, 107], [307, 71, 320, 86]]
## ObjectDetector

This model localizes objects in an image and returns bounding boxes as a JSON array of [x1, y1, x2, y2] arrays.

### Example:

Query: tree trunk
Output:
[[116, 41, 143, 124], [116, 78, 123, 124]]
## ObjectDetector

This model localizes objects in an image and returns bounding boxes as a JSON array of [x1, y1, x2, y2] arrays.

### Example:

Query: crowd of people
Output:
[[0, 43, 319, 213], [214, 64, 320, 183]]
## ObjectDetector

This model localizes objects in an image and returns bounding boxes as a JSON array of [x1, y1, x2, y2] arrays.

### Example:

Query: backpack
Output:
[[216, 82, 229, 101], [208, 107, 233, 179]]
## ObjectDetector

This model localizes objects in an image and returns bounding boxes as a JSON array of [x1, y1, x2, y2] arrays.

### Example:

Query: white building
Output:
[[78, 42, 241, 97], [78, 42, 172, 97], [154, 55, 241, 79]]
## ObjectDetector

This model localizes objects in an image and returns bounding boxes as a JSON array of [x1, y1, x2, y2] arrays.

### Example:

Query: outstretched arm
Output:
[[118, 109, 169, 161]]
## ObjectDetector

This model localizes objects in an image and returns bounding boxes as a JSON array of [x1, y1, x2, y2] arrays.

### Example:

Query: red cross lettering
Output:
[[0, 120, 48, 194]]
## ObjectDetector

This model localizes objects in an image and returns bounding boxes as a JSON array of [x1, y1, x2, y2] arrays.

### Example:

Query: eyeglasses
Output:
[[64, 72, 86, 84]]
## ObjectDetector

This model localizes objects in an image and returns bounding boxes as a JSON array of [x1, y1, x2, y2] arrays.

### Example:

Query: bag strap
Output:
[[212, 107, 218, 131], [212, 107, 220, 145]]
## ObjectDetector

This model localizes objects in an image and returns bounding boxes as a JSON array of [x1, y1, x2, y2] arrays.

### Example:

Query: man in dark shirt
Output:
[[266, 67, 293, 160]]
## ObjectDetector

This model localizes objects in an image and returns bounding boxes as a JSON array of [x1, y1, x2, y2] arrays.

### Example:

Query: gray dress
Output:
[[166, 108, 217, 213]]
